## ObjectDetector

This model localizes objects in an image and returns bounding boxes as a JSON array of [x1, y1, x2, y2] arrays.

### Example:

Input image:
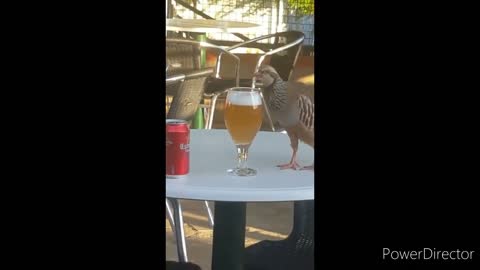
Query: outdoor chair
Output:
[[243, 200, 314, 270], [166, 39, 209, 121], [166, 68, 213, 121], [204, 31, 305, 131], [165, 198, 215, 263], [166, 38, 240, 123], [165, 38, 240, 263]]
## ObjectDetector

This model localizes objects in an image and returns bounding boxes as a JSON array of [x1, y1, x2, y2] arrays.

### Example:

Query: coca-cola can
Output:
[[166, 119, 190, 178]]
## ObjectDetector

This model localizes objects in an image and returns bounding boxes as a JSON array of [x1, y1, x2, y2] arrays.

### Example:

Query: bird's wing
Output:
[[296, 94, 314, 130], [287, 81, 314, 99]]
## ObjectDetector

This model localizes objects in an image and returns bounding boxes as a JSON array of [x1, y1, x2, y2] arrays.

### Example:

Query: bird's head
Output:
[[254, 65, 281, 88]]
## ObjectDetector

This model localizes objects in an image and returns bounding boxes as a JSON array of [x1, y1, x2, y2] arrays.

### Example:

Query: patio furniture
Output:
[[166, 38, 240, 122], [165, 198, 214, 263], [166, 129, 314, 270], [244, 200, 314, 270], [165, 38, 241, 262], [166, 39, 208, 123], [166, 19, 257, 126], [165, 199, 175, 235], [166, 68, 213, 121], [167, 198, 189, 262], [165, 19, 273, 132], [205, 31, 305, 130]]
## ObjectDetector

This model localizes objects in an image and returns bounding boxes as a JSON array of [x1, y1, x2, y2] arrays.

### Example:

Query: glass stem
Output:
[[236, 145, 250, 170]]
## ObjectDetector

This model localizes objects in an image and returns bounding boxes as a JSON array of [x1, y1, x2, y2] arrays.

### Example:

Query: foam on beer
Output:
[[228, 91, 262, 106]]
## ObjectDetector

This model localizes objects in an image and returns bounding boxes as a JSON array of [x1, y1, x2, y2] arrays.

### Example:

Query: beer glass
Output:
[[224, 87, 263, 176]]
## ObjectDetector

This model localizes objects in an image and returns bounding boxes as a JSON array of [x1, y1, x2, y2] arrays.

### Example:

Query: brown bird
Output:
[[255, 65, 314, 170]]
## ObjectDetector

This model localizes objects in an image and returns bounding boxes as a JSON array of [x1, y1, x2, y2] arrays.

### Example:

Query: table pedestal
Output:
[[211, 202, 246, 270]]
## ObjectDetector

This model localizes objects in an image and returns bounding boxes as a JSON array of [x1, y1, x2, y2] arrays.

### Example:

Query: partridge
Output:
[[255, 65, 314, 170]]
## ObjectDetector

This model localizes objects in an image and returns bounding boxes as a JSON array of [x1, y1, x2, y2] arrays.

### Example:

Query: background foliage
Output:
[[287, 0, 314, 16]]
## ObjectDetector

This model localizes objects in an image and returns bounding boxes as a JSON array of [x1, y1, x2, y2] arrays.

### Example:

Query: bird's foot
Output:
[[277, 161, 302, 170], [300, 164, 314, 171]]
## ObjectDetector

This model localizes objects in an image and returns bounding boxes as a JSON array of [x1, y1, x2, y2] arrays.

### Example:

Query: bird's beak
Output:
[[253, 72, 263, 86], [254, 72, 264, 82]]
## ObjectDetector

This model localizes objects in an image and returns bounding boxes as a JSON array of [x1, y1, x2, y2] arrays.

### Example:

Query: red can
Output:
[[166, 119, 190, 178]]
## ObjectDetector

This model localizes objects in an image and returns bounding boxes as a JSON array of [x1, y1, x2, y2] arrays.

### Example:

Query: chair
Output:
[[166, 39, 208, 122], [165, 38, 240, 263], [165, 198, 214, 263], [204, 31, 305, 130], [243, 200, 314, 270], [166, 38, 240, 122], [166, 68, 213, 121]]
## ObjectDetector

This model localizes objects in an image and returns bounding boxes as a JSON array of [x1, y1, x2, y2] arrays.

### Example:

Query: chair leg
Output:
[[169, 198, 189, 262], [165, 199, 175, 232], [260, 91, 276, 132], [206, 93, 220, 130], [204, 201, 214, 227]]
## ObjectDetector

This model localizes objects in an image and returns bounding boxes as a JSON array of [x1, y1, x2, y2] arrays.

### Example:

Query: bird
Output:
[[254, 65, 314, 170]]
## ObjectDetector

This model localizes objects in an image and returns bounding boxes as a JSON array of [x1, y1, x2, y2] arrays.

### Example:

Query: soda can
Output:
[[166, 119, 190, 178]]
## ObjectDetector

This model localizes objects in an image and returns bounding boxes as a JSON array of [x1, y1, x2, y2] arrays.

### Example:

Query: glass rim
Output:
[[226, 87, 262, 92]]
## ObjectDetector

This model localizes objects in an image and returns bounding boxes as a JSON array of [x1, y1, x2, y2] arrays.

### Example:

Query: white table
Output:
[[167, 129, 314, 201], [166, 18, 260, 33], [166, 129, 314, 270]]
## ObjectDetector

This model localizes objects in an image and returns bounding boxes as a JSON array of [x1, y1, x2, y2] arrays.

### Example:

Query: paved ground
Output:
[[166, 200, 293, 270]]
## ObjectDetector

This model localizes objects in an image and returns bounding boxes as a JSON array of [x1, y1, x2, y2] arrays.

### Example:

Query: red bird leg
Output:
[[277, 147, 301, 170]]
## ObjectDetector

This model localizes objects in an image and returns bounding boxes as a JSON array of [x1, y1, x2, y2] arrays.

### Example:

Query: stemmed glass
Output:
[[224, 87, 263, 176]]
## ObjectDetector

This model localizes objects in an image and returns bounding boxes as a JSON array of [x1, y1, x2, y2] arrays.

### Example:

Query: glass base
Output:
[[227, 167, 257, 177]]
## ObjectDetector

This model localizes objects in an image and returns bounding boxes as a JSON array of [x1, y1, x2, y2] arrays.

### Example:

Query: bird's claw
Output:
[[277, 162, 301, 170]]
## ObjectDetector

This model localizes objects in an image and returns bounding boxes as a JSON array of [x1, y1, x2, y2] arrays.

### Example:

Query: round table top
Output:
[[166, 18, 260, 33], [166, 129, 314, 202]]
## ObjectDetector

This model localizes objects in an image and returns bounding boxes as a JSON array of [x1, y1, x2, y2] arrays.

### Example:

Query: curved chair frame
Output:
[[206, 31, 305, 131], [166, 38, 240, 86]]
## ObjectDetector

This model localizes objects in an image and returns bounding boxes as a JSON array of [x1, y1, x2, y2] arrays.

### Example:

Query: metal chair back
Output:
[[269, 31, 305, 82], [218, 31, 305, 131]]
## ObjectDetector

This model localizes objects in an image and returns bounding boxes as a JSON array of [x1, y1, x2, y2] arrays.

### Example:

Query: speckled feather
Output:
[[260, 66, 314, 148]]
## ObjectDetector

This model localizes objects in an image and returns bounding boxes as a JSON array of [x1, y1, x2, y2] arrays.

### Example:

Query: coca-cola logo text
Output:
[[180, 143, 190, 152]]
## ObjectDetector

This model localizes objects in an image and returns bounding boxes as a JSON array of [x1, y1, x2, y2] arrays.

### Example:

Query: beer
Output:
[[224, 87, 263, 176], [224, 91, 263, 146]]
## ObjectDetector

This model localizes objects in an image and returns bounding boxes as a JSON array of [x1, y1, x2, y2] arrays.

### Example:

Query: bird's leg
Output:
[[277, 142, 301, 170]]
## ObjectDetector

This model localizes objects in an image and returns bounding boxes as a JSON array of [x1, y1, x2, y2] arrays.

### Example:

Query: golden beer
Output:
[[225, 104, 263, 145], [224, 90, 263, 145], [224, 87, 263, 176]]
